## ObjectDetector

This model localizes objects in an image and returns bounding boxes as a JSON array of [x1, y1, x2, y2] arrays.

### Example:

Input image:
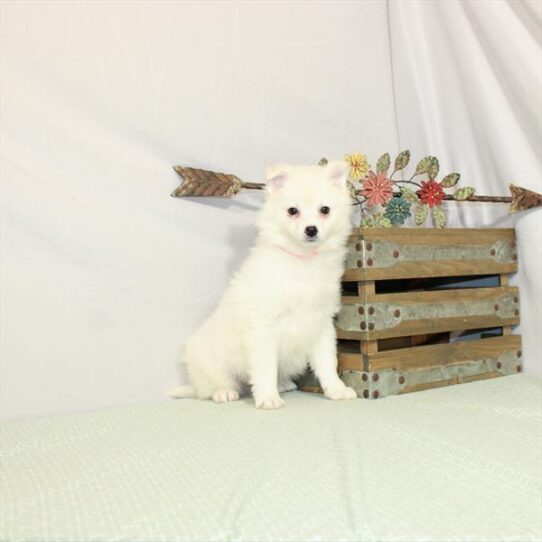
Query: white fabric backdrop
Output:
[[1, 1, 540, 420], [0, 0, 398, 420], [389, 0, 542, 377]]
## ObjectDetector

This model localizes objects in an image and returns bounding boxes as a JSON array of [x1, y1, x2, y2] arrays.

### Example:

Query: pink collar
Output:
[[279, 246, 319, 260]]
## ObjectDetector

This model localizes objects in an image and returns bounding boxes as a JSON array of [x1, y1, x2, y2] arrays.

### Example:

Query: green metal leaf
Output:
[[431, 206, 447, 228], [441, 173, 460, 188], [373, 212, 393, 228], [360, 215, 374, 228], [376, 153, 391, 173], [427, 157, 439, 178], [454, 186, 476, 200], [400, 186, 419, 204], [415, 204, 429, 225], [394, 150, 410, 171], [346, 180, 358, 201], [415, 156, 439, 178], [415, 157, 431, 175]]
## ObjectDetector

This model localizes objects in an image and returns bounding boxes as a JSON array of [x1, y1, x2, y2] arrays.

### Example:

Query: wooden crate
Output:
[[298, 228, 522, 399]]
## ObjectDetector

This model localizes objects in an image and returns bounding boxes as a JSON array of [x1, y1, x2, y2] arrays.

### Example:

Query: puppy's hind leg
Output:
[[278, 354, 305, 393], [191, 369, 241, 403], [189, 350, 241, 403], [278, 378, 298, 393], [181, 325, 242, 403], [169, 385, 196, 399], [212, 388, 240, 403]]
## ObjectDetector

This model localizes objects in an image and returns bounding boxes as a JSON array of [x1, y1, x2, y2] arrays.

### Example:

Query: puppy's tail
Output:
[[168, 384, 197, 399]]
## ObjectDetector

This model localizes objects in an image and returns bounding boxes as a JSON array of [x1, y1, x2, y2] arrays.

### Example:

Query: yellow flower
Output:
[[345, 153, 370, 181]]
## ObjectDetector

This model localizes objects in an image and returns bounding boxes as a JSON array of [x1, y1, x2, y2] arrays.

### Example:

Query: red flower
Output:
[[362, 171, 394, 207], [418, 180, 445, 207]]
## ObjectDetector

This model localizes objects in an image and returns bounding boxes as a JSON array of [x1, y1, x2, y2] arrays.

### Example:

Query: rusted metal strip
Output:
[[336, 287, 520, 337], [345, 239, 516, 272], [298, 340, 522, 399]]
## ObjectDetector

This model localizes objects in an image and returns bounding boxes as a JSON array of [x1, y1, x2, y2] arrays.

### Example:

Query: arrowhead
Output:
[[509, 184, 542, 213]]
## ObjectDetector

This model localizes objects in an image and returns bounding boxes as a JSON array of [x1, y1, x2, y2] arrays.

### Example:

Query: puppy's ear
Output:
[[265, 164, 288, 194], [326, 161, 349, 187]]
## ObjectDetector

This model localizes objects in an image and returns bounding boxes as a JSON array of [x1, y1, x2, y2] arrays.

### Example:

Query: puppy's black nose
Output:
[[305, 225, 318, 238]]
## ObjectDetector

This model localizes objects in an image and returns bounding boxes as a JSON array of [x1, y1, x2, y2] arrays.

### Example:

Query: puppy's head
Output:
[[257, 161, 353, 252]]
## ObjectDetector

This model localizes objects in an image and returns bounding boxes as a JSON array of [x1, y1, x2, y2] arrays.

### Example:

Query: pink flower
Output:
[[362, 171, 394, 207]]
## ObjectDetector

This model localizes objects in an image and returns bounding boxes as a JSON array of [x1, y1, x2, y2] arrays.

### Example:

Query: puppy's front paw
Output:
[[254, 393, 285, 410], [325, 385, 357, 401]]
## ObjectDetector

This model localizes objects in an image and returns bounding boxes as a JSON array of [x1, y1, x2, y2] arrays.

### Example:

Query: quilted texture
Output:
[[1, 375, 541, 542]]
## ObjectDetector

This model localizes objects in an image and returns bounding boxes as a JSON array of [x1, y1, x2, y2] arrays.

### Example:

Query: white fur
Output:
[[171, 161, 357, 409]]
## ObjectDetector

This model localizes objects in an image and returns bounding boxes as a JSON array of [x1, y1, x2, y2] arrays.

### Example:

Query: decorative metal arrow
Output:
[[171, 165, 541, 215]]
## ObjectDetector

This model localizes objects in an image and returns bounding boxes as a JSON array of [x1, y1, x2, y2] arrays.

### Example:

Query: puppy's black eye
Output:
[[287, 207, 299, 216], [320, 206, 330, 215]]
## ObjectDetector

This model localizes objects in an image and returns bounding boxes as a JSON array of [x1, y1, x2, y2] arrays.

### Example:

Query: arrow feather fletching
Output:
[[171, 167, 243, 198]]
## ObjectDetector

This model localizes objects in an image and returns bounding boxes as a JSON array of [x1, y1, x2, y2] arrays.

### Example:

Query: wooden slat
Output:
[[369, 335, 521, 371], [338, 313, 513, 338], [499, 274, 513, 336], [398, 371, 502, 395], [298, 385, 322, 394], [357, 280, 377, 354], [361, 341, 378, 354], [343, 228, 517, 281], [337, 335, 521, 372], [337, 286, 520, 340], [340, 286, 518, 305], [458, 371, 502, 384], [349, 228, 516, 243], [357, 280, 375, 297], [398, 377, 458, 394], [344, 261, 517, 281], [338, 350, 366, 372]]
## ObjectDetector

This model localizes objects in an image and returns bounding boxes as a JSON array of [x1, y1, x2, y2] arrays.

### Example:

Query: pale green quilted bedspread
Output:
[[1, 375, 541, 542]]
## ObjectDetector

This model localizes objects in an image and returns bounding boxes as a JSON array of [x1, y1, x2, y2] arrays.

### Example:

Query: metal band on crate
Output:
[[337, 290, 520, 333], [346, 239, 516, 270], [339, 349, 521, 398]]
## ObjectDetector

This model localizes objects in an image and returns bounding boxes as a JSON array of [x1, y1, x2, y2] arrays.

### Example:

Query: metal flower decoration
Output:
[[337, 150, 480, 228], [170, 152, 541, 228]]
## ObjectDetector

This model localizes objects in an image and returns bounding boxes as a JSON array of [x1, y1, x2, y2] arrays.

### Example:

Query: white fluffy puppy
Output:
[[171, 161, 357, 409]]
